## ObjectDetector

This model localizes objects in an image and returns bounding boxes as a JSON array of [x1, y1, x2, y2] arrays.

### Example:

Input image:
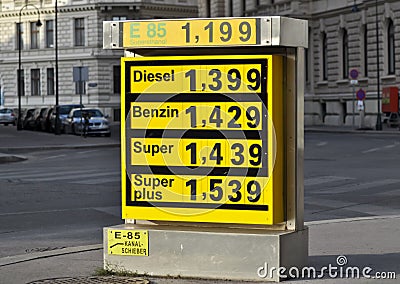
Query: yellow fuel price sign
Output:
[[123, 18, 258, 48], [121, 55, 285, 225], [130, 102, 262, 130]]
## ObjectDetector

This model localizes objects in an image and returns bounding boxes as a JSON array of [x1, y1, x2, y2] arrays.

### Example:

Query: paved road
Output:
[[0, 147, 121, 258], [304, 133, 400, 221]]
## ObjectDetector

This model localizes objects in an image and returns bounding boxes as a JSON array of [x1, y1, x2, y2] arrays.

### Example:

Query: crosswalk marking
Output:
[[317, 179, 400, 194], [304, 176, 354, 186], [0, 169, 99, 180], [0, 168, 120, 185]]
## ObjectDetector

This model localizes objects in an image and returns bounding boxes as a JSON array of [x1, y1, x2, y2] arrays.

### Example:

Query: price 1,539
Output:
[[185, 177, 263, 204]]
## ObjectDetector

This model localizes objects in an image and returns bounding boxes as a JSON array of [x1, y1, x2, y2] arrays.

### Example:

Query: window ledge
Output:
[[335, 79, 349, 85], [316, 80, 328, 86], [381, 74, 396, 81], [358, 77, 368, 83]]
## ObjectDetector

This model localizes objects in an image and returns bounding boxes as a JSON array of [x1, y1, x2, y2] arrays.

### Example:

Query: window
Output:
[[74, 18, 85, 46], [113, 66, 121, 94], [322, 32, 328, 81], [47, 68, 54, 95], [30, 22, 39, 49], [342, 29, 349, 79], [112, 16, 127, 21], [388, 19, 395, 74], [75, 81, 86, 94], [18, 70, 25, 96], [31, 69, 40, 96], [16, 23, 23, 50], [46, 20, 54, 48], [363, 25, 368, 77]]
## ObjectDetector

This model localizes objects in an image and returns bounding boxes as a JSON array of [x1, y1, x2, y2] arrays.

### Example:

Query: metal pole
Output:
[[376, 0, 382, 130], [17, 3, 41, 130], [17, 15, 22, 130], [54, 0, 60, 135], [352, 85, 355, 129]]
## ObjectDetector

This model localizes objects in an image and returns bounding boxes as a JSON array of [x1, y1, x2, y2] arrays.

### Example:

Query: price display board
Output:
[[121, 55, 284, 225], [123, 18, 258, 48]]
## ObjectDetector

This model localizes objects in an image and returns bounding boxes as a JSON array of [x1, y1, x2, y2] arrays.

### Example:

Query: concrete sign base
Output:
[[103, 223, 308, 282]]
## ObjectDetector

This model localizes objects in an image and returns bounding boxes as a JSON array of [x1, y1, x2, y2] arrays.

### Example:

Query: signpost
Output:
[[349, 69, 359, 128], [103, 17, 308, 282]]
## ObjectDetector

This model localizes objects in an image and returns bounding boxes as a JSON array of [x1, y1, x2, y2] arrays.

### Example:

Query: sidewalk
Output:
[[0, 216, 399, 283]]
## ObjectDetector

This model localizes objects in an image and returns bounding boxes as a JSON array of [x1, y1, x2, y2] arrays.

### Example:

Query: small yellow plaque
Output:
[[107, 229, 149, 256]]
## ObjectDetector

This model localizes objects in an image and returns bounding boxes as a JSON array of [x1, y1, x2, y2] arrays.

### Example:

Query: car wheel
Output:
[[71, 124, 76, 135]]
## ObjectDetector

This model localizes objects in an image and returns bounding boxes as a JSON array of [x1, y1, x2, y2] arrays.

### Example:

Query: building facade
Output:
[[199, 0, 400, 128], [0, 0, 197, 121]]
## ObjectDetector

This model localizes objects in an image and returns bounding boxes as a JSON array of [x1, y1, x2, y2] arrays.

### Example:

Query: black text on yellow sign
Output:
[[130, 102, 262, 130], [123, 18, 257, 48], [129, 64, 262, 93], [131, 174, 269, 206], [107, 229, 149, 256], [131, 138, 264, 168]]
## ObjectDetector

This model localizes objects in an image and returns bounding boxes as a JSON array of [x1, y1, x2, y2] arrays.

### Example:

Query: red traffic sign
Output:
[[349, 69, 359, 80], [356, 89, 366, 100]]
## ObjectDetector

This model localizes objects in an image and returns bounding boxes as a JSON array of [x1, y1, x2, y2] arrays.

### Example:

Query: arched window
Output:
[[342, 29, 349, 79], [388, 19, 395, 74], [322, 32, 328, 80]]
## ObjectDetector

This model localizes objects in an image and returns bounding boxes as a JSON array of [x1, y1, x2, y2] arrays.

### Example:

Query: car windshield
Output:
[[73, 109, 103, 118], [59, 105, 81, 115], [0, 109, 12, 114]]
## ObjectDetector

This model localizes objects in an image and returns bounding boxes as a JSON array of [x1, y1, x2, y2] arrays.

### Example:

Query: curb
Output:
[[0, 154, 28, 164], [305, 128, 400, 135], [0, 244, 102, 267], [0, 143, 120, 154]]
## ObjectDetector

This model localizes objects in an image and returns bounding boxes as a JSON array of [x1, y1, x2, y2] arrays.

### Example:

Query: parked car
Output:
[[50, 104, 83, 132], [38, 107, 53, 132], [33, 107, 48, 130], [21, 108, 36, 130], [384, 112, 400, 128], [64, 108, 110, 137], [0, 108, 17, 126]]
